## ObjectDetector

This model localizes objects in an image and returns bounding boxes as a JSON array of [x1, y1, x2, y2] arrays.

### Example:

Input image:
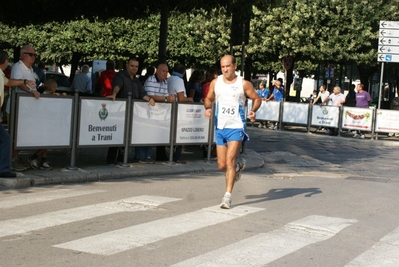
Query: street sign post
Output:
[[379, 37, 399, 46], [377, 21, 399, 110], [378, 21, 399, 63]]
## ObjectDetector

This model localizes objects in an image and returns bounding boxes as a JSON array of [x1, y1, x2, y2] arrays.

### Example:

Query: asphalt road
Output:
[[1, 126, 398, 266]]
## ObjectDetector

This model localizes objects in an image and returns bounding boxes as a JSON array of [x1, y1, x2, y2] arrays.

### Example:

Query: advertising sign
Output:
[[341, 107, 373, 130], [176, 104, 209, 144], [16, 96, 73, 148], [131, 102, 171, 145], [311, 105, 339, 127], [78, 99, 126, 146], [375, 109, 399, 133], [282, 102, 309, 124], [248, 100, 280, 121]]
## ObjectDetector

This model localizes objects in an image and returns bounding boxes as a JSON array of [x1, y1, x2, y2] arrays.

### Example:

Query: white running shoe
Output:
[[359, 134, 365, 139], [28, 158, 40, 170], [220, 194, 231, 209], [40, 162, 53, 171], [234, 160, 246, 183], [353, 133, 360, 138]]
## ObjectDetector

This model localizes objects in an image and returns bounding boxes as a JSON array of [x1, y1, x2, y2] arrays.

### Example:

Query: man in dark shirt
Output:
[[106, 57, 155, 164]]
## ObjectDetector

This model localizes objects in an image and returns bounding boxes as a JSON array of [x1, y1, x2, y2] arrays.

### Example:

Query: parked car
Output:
[[45, 72, 71, 93]]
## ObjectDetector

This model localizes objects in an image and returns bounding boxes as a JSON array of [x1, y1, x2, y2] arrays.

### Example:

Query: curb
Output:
[[0, 149, 265, 189]]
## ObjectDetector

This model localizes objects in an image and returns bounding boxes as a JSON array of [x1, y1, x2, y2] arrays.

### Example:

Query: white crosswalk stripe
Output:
[[0, 189, 106, 209], [0, 195, 180, 238], [3, 190, 399, 266], [171, 215, 357, 267], [344, 226, 399, 267], [53, 205, 265, 255]]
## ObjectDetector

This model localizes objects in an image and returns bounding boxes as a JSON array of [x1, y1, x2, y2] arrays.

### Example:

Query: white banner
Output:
[[16, 96, 73, 147], [311, 105, 339, 127], [248, 100, 280, 121], [78, 99, 126, 146], [131, 102, 171, 145], [176, 104, 209, 144], [375, 109, 399, 133], [283, 102, 309, 124], [342, 107, 373, 131]]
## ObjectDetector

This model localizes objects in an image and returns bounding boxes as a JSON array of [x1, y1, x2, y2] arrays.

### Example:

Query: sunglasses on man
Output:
[[23, 52, 37, 57]]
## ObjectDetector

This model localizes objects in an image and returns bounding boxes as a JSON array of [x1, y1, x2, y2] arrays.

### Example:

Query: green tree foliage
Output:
[[1, 0, 398, 77]]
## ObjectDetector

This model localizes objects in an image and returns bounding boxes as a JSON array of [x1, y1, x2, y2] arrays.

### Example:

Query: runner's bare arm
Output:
[[244, 80, 261, 112], [203, 79, 216, 118]]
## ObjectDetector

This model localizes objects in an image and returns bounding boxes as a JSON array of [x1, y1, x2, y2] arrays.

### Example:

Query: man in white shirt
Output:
[[321, 86, 345, 136], [7, 45, 40, 171], [165, 64, 193, 163]]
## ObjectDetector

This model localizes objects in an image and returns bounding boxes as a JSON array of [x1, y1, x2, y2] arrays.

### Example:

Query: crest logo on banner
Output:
[[99, 103, 108, 121], [322, 108, 329, 115], [282, 56, 294, 70]]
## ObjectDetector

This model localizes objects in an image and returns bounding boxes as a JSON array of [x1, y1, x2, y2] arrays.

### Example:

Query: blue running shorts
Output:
[[215, 128, 249, 146]]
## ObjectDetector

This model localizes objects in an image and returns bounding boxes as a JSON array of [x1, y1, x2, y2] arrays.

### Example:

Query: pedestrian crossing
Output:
[[344, 226, 399, 267], [171, 215, 357, 267], [1, 190, 399, 266]]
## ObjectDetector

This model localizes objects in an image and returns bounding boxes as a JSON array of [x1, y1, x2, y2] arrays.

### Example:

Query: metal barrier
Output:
[[10, 89, 214, 169], [9, 90, 399, 170], [248, 100, 399, 139]]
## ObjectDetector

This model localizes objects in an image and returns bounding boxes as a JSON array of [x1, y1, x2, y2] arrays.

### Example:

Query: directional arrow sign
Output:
[[377, 54, 399, 63], [379, 37, 399, 46], [379, 46, 399, 54], [379, 29, 399, 38], [380, 21, 399, 29]]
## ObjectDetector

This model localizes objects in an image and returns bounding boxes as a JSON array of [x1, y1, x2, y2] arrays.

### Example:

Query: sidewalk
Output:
[[2, 124, 399, 189], [0, 145, 265, 189]]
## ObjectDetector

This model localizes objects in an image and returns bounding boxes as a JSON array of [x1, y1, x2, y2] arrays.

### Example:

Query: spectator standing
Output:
[[27, 79, 64, 171], [6, 45, 40, 172], [186, 70, 203, 103], [201, 68, 217, 102], [166, 63, 194, 163], [106, 57, 155, 164], [353, 83, 371, 139], [100, 60, 116, 97], [321, 86, 345, 136], [1, 65, 11, 122], [343, 84, 357, 134], [308, 90, 317, 103], [256, 82, 269, 128], [266, 80, 284, 130], [143, 63, 175, 162], [204, 55, 261, 209], [388, 93, 399, 137], [201, 68, 218, 159], [345, 84, 356, 107], [139, 66, 155, 85], [71, 65, 92, 95], [312, 85, 330, 105], [33, 61, 46, 86], [312, 85, 331, 133], [0, 50, 36, 176]]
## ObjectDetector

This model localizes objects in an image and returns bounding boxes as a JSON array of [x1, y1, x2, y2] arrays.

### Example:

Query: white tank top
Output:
[[214, 75, 246, 129]]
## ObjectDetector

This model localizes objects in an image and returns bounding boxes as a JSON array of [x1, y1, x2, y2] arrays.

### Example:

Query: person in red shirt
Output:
[[201, 68, 217, 102], [100, 60, 116, 97]]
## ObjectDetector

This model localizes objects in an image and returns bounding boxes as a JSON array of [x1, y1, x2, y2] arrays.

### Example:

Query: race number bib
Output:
[[219, 102, 239, 119]]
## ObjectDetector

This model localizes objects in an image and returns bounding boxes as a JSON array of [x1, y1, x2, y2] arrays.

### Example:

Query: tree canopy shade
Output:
[[0, 0, 273, 26], [1, 0, 399, 82]]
